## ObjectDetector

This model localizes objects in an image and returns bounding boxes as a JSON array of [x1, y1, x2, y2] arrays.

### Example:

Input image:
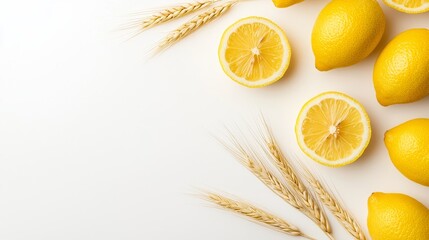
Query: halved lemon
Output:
[[218, 16, 291, 88], [295, 92, 371, 167], [383, 0, 429, 14]]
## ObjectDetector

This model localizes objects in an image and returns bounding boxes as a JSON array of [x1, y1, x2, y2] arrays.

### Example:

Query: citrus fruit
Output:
[[272, 0, 303, 8], [384, 118, 429, 186], [373, 28, 429, 106], [368, 192, 429, 240], [218, 16, 291, 88], [312, 0, 385, 71], [382, 0, 429, 14], [295, 92, 371, 167]]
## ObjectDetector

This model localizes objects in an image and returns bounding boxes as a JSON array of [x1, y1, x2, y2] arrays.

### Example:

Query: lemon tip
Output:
[[315, 61, 332, 71]]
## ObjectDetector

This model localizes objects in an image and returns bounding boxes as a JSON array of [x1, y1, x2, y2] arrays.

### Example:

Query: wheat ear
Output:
[[257, 118, 331, 235], [221, 130, 302, 210], [204, 192, 317, 240], [137, 0, 219, 31], [305, 173, 367, 240], [158, 0, 237, 50]]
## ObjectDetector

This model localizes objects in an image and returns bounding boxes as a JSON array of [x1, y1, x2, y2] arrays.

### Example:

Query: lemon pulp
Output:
[[225, 23, 283, 81], [219, 17, 291, 88], [383, 0, 429, 13], [296, 92, 371, 167]]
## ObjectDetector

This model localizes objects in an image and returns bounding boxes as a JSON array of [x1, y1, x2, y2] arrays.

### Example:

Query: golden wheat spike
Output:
[[158, 0, 237, 50], [221, 129, 302, 210], [305, 172, 367, 240], [139, 0, 218, 31], [257, 117, 331, 235], [203, 192, 317, 240]]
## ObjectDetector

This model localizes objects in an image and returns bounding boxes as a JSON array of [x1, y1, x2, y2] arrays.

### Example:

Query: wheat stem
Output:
[[158, 0, 237, 50], [306, 174, 367, 240], [204, 192, 317, 240], [245, 155, 302, 209], [221, 130, 302, 210], [139, 0, 219, 31], [221, 127, 338, 239], [271, 144, 331, 230], [258, 118, 331, 235]]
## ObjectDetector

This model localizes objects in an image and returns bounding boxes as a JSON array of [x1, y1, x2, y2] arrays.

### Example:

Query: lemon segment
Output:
[[383, 0, 429, 13], [219, 17, 291, 88], [295, 92, 371, 167]]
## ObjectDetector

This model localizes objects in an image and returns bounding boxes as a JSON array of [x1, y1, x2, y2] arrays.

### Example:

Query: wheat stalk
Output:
[[138, 0, 219, 31], [204, 192, 317, 240], [305, 173, 367, 240], [158, 0, 237, 50], [221, 127, 337, 239], [221, 130, 302, 210], [257, 118, 331, 235]]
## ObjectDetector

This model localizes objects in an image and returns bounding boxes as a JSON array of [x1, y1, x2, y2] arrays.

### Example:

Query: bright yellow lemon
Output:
[[373, 28, 429, 106], [312, 0, 385, 71], [219, 17, 291, 88], [295, 92, 371, 167], [368, 192, 429, 240], [384, 119, 429, 186]]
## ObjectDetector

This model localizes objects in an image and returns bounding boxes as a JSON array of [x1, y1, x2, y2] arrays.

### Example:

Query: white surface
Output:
[[0, 0, 428, 239]]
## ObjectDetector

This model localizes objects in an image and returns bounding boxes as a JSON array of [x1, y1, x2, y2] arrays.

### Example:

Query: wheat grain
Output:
[[138, 0, 218, 31], [221, 130, 302, 210], [257, 118, 331, 234], [268, 143, 332, 233], [204, 192, 317, 240], [158, 0, 237, 50], [221, 126, 336, 239], [119, 1, 217, 40], [305, 173, 367, 240]]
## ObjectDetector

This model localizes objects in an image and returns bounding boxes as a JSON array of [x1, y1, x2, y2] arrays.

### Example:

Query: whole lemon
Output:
[[373, 29, 429, 106], [312, 0, 385, 71], [368, 192, 429, 240], [384, 118, 429, 186]]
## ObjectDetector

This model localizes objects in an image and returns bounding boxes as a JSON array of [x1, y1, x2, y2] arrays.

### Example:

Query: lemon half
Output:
[[219, 17, 291, 88], [295, 92, 371, 167], [383, 0, 429, 14]]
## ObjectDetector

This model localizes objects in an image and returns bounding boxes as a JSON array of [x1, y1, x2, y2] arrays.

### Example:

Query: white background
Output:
[[0, 0, 428, 239]]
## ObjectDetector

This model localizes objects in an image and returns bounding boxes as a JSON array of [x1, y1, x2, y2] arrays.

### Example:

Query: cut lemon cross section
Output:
[[295, 92, 371, 167], [383, 0, 429, 13], [219, 17, 291, 88]]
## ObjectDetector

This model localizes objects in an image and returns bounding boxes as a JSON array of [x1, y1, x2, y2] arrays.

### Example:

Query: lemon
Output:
[[384, 119, 429, 186], [272, 0, 303, 8], [368, 192, 429, 240], [312, 0, 385, 71], [373, 28, 429, 106], [383, 0, 429, 14], [295, 92, 371, 167], [218, 17, 291, 88]]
